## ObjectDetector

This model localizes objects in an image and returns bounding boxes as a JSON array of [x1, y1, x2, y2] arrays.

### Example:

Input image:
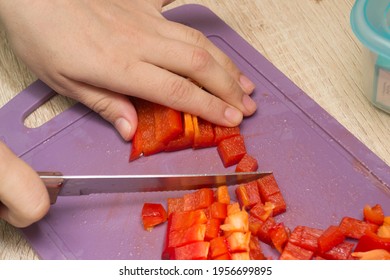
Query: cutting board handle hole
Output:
[[23, 93, 77, 128]]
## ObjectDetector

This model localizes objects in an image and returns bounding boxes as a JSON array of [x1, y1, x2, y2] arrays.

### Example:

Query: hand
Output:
[[0, 0, 256, 141], [0, 142, 50, 227]]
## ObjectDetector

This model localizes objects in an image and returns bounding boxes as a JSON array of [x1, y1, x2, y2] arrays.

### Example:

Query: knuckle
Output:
[[164, 77, 191, 107], [90, 96, 116, 122], [186, 28, 207, 46], [190, 47, 211, 72]]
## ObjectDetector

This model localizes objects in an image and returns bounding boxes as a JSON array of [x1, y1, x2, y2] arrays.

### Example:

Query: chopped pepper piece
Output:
[[217, 135, 247, 167], [141, 203, 168, 231]]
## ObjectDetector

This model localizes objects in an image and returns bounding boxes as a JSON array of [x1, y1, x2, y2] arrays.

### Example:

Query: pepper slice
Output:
[[141, 203, 168, 231]]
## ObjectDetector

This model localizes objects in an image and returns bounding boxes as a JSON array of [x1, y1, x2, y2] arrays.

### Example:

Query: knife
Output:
[[38, 171, 271, 204]]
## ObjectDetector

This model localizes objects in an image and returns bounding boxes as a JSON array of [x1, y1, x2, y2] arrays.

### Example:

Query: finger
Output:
[[59, 82, 138, 141], [0, 142, 50, 228], [157, 22, 256, 94], [111, 61, 244, 126], [143, 37, 257, 116]]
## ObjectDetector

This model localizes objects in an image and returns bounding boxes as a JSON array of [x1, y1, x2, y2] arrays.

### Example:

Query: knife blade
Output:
[[38, 171, 271, 204]]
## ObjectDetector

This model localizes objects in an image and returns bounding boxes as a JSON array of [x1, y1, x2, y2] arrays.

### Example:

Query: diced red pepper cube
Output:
[[212, 253, 231, 260], [257, 216, 276, 245], [174, 241, 210, 260], [226, 231, 251, 253], [235, 181, 261, 210], [235, 154, 259, 172], [288, 225, 324, 252], [231, 252, 250, 260], [168, 223, 206, 248], [269, 222, 290, 253], [204, 218, 221, 241], [183, 188, 214, 211], [256, 173, 281, 201], [209, 236, 230, 259], [214, 125, 240, 144], [215, 185, 230, 204], [317, 225, 345, 254], [217, 135, 247, 167], [141, 203, 168, 231], [339, 216, 379, 239], [249, 235, 266, 260], [318, 241, 354, 260], [267, 192, 287, 216], [279, 242, 314, 260], [220, 210, 249, 232], [248, 214, 263, 236], [208, 202, 228, 220], [249, 201, 274, 222], [167, 197, 184, 216], [169, 209, 207, 232]]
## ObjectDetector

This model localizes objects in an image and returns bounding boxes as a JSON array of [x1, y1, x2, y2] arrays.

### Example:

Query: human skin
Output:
[[0, 0, 257, 227]]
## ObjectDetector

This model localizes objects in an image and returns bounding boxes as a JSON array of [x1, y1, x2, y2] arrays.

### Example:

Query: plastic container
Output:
[[351, 0, 390, 113]]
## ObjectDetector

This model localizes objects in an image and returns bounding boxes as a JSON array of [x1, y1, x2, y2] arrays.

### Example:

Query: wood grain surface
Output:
[[1, 0, 389, 259]]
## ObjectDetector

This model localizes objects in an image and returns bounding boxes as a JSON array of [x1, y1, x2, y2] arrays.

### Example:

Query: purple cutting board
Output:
[[1, 4, 389, 260]]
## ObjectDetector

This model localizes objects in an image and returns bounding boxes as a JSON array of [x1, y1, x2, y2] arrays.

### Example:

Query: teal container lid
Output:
[[351, 0, 390, 59]]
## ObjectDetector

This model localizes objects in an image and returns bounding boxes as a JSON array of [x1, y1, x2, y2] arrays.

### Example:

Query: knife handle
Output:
[[38, 171, 64, 204]]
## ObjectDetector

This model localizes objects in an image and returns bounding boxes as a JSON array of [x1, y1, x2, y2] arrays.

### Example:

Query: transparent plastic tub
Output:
[[351, 0, 390, 113]]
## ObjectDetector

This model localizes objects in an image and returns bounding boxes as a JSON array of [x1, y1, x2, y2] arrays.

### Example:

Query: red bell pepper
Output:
[[256, 173, 281, 202], [215, 185, 230, 205], [249, 201, 274, 222], [248, 214, 263, 237], [213, 125, 240, 144], [192, 116, 215, 148], [288, 225, 323, 252], [165, 113, 195, 151], [231, 252, 250, 260], [249, 235, 266, 260], [167, 197, 184, 216], [256, 216, 276, 245], [318, 241, 354, 260], [267, 192, 287, 216], [129, 99, 166, 161], [169, 209, 207, 232], [174, 241, 210, 260], [279, 242, 314, 260], [204, 218, 221, 241], [153, 103, 183, 144], [339, 216, 379, 239], [220, 210, 249, 233], [226, 231, 251, 253], [209, 236, 230, 259], [235, 153, 259, 172], [354, 231, 390, 252], [235, 181, 261, 210], [208, 202, 228, 220], [269, 222, 289, 253], [141, 203, 168, 231], [363, 204, 385, 225], [217, 135, 247, 167], [168, 223, 207, 248], [183, 188, 214, 211], [317, 225, 345, 254]]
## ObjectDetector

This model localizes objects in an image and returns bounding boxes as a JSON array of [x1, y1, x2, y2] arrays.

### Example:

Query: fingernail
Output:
[[239, 74, 255, 94], [115, 118, 132, 141], [242, 94, 257, 114], [224, 106, 243, 125]]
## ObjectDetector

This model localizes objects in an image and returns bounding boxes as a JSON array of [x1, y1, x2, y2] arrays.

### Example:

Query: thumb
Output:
[[0, 142, 50, 228], [68, 85, 138, 141]]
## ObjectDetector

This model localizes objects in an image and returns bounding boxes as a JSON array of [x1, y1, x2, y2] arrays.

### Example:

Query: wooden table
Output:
[[1, 0, 389, 259]]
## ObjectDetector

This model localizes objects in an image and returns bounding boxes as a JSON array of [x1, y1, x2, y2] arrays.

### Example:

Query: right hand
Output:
[[0, 141, 50, 228]]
